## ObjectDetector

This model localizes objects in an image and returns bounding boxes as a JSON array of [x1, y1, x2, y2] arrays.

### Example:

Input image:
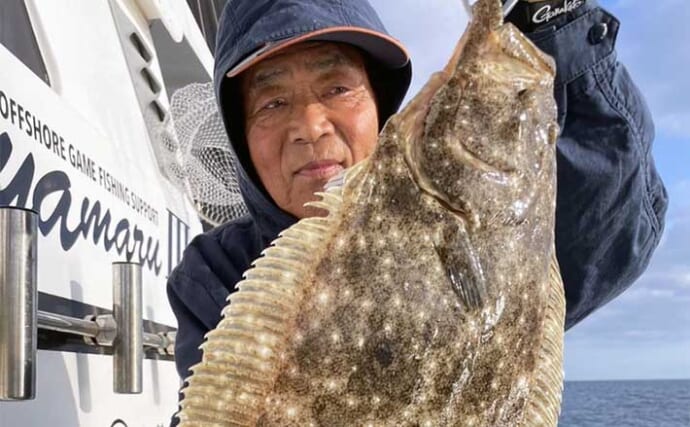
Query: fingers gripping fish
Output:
[[178, 0, 565, 425]]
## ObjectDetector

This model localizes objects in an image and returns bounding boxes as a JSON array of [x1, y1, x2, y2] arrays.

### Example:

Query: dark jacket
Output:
[[167, 1, 668, 383]]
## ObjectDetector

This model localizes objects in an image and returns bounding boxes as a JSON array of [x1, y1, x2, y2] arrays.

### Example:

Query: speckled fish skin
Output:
[[177, 0, 565, 426]]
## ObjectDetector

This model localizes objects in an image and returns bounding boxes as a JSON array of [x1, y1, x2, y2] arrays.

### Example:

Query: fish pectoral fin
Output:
[[433, 223, 487, 311]]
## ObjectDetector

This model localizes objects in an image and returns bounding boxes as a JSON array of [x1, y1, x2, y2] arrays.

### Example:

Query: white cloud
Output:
[[369, 0, 469, 102]]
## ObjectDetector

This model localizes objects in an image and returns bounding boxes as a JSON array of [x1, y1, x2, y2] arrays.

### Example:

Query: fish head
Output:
[[401, 6, 559, 228]]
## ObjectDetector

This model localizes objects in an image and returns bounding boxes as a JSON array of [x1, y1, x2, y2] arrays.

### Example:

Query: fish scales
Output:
[[178, 0, 565, 425]]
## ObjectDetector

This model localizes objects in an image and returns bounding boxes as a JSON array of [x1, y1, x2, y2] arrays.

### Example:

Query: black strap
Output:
[[506, 0, 587, 33]]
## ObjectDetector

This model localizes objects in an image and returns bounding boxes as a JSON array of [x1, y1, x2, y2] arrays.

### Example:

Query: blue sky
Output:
[[370, 0, 690, 381]]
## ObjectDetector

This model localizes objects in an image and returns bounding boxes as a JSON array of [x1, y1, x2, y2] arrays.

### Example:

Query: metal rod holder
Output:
[[0, 207, 38, 401], [0, 208, 175, 400], [112, 262, 142, 394]]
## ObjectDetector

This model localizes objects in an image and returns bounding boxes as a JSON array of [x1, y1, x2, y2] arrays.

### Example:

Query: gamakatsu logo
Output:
[[533, 0, 584, 24]]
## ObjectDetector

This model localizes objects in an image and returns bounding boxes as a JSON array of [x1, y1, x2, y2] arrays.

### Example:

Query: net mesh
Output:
[[159, 82, 248, 226]]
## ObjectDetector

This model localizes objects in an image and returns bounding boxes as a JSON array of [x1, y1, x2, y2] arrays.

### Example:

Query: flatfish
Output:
[[178, 0, 564, 425]]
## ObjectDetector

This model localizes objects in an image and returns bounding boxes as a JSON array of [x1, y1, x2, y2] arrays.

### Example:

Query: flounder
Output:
[[178, 0, 565, 425]]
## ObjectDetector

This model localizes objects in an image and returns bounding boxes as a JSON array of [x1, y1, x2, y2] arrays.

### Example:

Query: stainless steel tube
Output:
[[0, 207, 38, 401], [142, 332, 165, 349], [37, 311, 100, 338], [112, 262, 142, 394]]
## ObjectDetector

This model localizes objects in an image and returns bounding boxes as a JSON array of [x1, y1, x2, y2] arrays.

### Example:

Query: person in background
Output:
[[167, 0, 668, 420]]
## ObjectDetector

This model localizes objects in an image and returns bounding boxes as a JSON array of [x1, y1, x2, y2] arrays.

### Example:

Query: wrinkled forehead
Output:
[[238, 42, 367, 93]]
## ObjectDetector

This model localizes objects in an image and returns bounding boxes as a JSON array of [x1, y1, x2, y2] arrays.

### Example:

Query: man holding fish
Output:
[[167, 0, 668, 423]]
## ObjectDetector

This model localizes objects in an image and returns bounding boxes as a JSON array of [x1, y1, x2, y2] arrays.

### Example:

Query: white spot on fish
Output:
[[469, 320, 478, 332], [318, 292, 329, 304], [286, 407, 297, 417], [393, 295, 402, 307]]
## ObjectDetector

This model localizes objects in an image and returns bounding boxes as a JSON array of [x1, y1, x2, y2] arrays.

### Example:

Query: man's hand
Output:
[[505, 0, 588, 32]]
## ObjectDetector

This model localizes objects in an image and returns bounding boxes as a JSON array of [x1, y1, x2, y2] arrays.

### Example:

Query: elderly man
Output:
[[168, 0, 667, 396]]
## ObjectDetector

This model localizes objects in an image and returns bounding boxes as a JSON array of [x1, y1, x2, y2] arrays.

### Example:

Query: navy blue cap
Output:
[[215, 0, 411, 81], [213, 0, 413, 204]]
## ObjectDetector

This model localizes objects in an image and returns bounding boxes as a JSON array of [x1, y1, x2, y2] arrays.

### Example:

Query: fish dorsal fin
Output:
[[324, 161, 368, 193], [306, 161, 368, 213], [178, 203, 346, 426], [522, 252, 566, 426]]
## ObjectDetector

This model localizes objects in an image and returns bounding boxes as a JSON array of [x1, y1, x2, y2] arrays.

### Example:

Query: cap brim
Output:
[[226, 26, 410, 78]]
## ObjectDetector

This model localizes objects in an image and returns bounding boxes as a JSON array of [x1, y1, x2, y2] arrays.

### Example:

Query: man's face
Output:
[[240, 42, 379, 218]]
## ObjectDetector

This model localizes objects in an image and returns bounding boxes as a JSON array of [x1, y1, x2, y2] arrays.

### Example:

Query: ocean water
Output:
[[559, 379, 690, 427]]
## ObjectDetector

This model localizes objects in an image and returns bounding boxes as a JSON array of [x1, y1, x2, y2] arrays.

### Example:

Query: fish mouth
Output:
[[452, 140, 515, 184]]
